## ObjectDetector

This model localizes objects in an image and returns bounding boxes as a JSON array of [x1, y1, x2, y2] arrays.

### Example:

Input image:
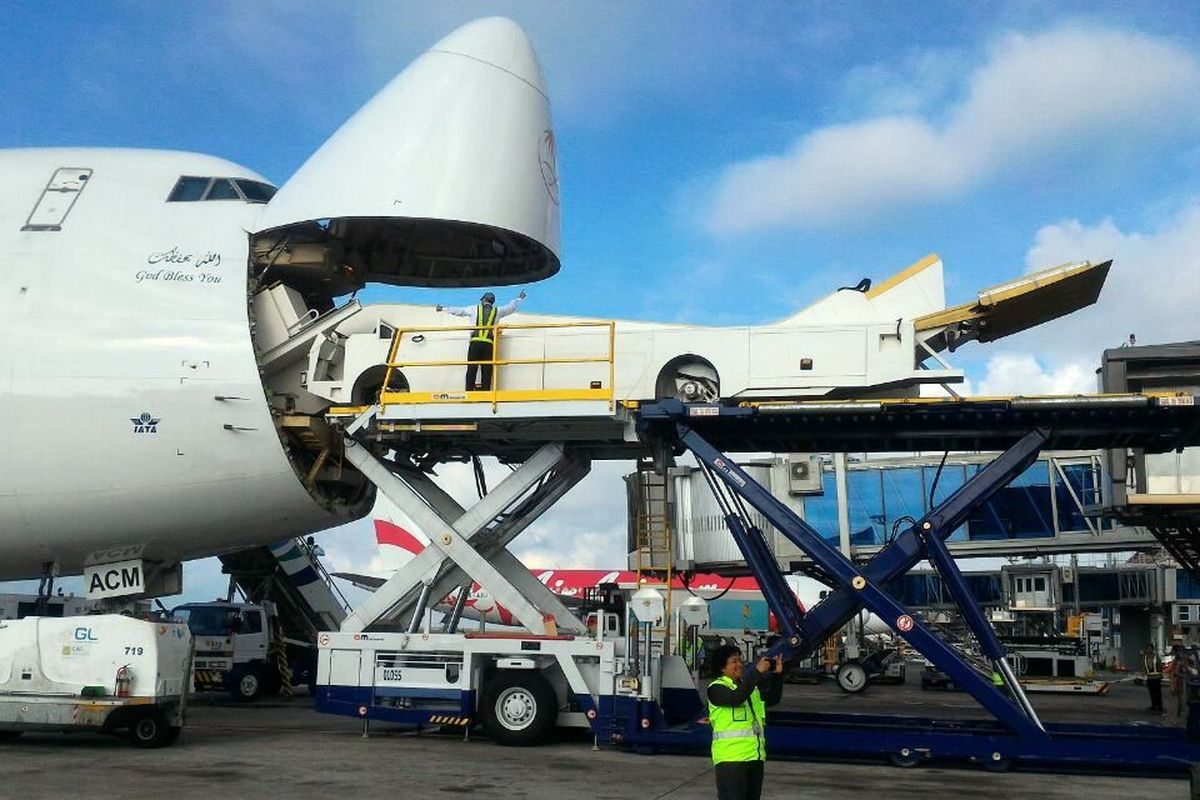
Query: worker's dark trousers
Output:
[[465, 340, 494, 390], [1147, 677, 1163, 711], [714, 761, 764, 800]]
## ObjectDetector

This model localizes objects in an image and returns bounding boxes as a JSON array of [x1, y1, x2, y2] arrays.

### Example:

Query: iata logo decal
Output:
[[131, 412, 160, 434]]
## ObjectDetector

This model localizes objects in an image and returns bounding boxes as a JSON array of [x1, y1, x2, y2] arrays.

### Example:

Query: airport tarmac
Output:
[[0, 678, 1190, 800]]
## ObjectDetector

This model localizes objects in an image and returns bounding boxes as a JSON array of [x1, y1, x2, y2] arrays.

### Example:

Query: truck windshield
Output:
[[174, 605, 238, 636]]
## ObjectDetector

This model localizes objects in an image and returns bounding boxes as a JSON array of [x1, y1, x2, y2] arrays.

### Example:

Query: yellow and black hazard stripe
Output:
[[193, 669, 228, 687], [428, 715, 473, 727]]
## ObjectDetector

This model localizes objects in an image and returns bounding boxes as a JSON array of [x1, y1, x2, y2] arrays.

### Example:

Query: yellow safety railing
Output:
[[380, 320, 616, 412]]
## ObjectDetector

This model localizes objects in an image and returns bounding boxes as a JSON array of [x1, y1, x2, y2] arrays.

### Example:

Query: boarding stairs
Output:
[[219, 539, 351, 639]]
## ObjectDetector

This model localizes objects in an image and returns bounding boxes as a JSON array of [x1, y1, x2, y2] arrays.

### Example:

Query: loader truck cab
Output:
[[173, 600, 315, 701]]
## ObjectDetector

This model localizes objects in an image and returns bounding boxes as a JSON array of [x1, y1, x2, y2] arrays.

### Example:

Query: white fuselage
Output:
[[0, 149, 355, 581]]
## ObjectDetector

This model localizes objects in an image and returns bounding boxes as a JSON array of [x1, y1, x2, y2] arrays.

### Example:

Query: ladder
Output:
[[631, 460, 674, 650]]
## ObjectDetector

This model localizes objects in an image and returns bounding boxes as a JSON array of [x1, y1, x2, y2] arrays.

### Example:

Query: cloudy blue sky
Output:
[[3, 2, 1199, 601]]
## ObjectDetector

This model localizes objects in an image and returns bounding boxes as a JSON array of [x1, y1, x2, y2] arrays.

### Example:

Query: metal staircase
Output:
[[219, 538, 351, 640]]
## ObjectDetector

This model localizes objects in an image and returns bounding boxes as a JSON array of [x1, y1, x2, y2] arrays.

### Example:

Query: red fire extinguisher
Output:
[[115, 665, 132, 698]]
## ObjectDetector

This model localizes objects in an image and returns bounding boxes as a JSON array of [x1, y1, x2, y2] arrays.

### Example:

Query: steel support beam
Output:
[[340, 440, 588, 634], [399, 461, 592, 633], [672, 422, 1050, 737]]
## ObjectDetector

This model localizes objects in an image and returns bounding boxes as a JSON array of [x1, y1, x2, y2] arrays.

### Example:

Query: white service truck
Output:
[[173, 600, 317, 701], [0, 615, 193, 747]]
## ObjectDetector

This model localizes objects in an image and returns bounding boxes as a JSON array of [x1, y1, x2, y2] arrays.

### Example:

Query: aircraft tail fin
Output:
[[784, 253, 946, 325]]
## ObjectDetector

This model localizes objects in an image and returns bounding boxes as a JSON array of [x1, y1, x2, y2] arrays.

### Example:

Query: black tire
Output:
[[0, 731, 22, 742], [130, 711, 171, 748], [231, 665, 266, 703], [481, 671, 557, 746], [836, 661, 869, 694], [654, 356, 720, 403], [889, 748, 922, 768]]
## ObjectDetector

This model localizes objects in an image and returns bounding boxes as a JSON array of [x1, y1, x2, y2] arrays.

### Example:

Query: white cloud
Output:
[[704, 26, 1200, 233], [1019, 203, 1200, 360], [975, 352, 1093, 396]]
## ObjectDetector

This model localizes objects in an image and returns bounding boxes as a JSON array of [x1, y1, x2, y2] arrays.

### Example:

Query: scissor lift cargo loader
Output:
[[316, 393, 1200, 772]]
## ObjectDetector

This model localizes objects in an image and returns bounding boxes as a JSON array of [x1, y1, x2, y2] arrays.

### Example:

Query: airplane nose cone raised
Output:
[[253, 17, 559, 290], [430, 16, 548, 98]]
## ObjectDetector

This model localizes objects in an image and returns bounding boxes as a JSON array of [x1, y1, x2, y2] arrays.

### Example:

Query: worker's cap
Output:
[[481, 292, 496, 304]]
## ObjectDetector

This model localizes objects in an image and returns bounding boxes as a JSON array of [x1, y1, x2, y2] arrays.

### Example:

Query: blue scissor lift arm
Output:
[[632, 397, 1200, 772]]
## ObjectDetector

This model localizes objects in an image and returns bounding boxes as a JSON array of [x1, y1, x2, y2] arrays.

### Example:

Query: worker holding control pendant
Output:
[[437, 290, 526, 390], [707, 645, 783, 800]]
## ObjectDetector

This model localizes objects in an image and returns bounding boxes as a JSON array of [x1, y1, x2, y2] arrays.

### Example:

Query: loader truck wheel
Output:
[[232, 665, 266, 702], [130, 710, 172, 748], [0, 731, 22, 742], [835, 660, 869, 693], [482, 671, 556, 746]]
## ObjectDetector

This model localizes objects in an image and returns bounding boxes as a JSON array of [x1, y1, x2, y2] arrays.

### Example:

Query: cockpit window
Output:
[[168, 176, 210, 202], [235, 179, 277, 203], [205, 178, 241, 200], [167, 176, 279, 203]]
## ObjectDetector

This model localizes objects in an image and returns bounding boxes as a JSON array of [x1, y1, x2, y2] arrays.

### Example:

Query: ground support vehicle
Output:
[[834, 646, 907, 693], [0, 614, 192, 747], [174, 600, 317, 701], [618, 398, 1200, 773], [317, 393, 1200, 776]]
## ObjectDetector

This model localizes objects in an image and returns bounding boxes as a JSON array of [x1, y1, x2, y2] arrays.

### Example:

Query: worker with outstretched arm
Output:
[[436, 290, 526, 391], [706, 645, 783, 800]]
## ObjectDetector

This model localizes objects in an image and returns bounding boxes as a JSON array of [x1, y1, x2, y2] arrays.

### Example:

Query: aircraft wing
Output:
[[916, 260, 1111, 352]]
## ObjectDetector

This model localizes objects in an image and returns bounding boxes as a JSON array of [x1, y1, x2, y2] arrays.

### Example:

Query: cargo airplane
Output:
[[0, 18, 1110, 601]]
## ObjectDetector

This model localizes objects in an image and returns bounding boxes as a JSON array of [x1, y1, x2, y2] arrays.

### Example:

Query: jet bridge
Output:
[[316, 389, 1200, 772]]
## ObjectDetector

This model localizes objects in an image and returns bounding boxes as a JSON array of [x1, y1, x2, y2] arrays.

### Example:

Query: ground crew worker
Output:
[[436, 290, 526, 390], [706, 645, 783, 800], [1143, 643, 1163, 713], [1168, 645, 1192, 725]]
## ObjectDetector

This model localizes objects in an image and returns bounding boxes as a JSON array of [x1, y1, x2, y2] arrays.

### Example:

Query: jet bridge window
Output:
[[167, 176, 279, 203]]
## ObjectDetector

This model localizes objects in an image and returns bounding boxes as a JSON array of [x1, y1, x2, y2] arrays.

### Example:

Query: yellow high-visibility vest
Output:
[[1143, 653, 1163, 678], [707, 675, 766, 764], [472, 304, 498, 344]]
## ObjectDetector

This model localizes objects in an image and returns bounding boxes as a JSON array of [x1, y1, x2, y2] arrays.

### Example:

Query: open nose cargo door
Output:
[[251, 17, 561, 300]]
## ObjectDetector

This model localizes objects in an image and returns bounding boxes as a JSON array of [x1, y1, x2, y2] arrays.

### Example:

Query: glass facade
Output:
[[802, 457, 1108, 548], [1178, 570, 1200, 600], [887, 572, 1006, 607]]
